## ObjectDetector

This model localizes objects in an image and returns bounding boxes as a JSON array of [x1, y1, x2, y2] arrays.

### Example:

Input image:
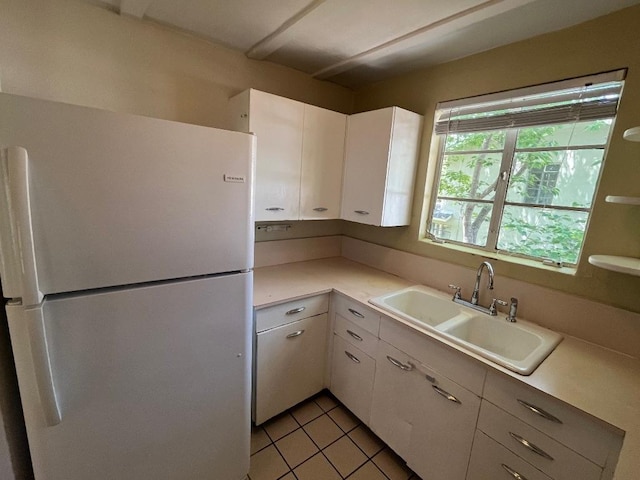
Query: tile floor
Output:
[[249, 391, 422, 480]]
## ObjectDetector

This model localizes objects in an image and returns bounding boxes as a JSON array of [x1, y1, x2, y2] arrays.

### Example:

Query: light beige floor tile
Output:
[[291, 399, 324, 426], [328, 405, 360, 433], [347, 461, 388, 480], [279, 474, 296, 480], [372, 448, 414, 480], [275, 428, 319, 469], [314, 392, 338, 412], [263, 413, 299, 441], [294, 452, 342, 480], [323, 435, 368, 477], [248, 445, 290, 480], [251, 425, 271, 455], [348, 424, 385, 458], [303, 414, 344, 449]]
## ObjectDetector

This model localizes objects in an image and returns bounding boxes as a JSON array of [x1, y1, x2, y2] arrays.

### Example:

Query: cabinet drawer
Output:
[[478, 400, 602, 480], [467, 430, 553, 480], [484, 371, 621, 467], [334, 313, 378, 357], [330, 334, 376, 424], [333, 294, 381, 336], [256, 294, 329, 332], [379, 316, 486, 395]]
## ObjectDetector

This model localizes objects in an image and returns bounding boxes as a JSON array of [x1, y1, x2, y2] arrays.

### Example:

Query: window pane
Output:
[[497, 206, 589, 264], [516, 119, 613, 149], [429, 199, 492, 247], [505, 149, 604, 207], [444, 130, 506, 151], [437, 153, 503, 201]]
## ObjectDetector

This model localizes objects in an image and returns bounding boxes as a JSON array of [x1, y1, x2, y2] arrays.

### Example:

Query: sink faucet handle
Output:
[[489, 298, 508, 316], [507, 297, 518, 322], [448, 284, 462, 300]]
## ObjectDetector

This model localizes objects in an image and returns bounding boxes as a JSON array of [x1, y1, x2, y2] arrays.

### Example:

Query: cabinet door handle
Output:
[[313, 207, 328, 212], [344, 351, 361, 363], [509, 432, 554, 461], [432, 385, 461, 404], [386, 356, 414, 371], [285, 307, 306, 315], [354, 210, 369, 215], [347, 308, 364, 318], [286, 330, 305, 339], [517, 399, 563, 424], [501, 464, 529, 480], [346, 330, 363, 341], [265, 207, 284, 211]]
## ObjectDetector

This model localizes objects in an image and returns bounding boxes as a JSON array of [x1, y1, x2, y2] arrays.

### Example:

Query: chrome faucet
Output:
[[471, 261, 494, 305]]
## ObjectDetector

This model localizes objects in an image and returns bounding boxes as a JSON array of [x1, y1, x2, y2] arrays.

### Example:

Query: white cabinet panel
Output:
[[333, 293, 381, 336], [334, 313, 378, 357], [256, 294, 329, 332]]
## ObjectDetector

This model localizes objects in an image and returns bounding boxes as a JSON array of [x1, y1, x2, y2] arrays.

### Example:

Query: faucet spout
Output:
[[471, 261, 494, 305]]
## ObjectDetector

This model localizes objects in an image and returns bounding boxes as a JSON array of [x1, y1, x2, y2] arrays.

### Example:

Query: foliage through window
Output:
[[425, 71, 625, 265]]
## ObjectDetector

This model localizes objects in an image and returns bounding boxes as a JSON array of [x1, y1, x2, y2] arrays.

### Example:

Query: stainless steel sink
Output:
[[370, 285, 563, 375]]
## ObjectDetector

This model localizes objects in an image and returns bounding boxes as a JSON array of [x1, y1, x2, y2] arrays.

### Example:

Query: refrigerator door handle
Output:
[[26, 306, 61, 426], [4, 146, 43, 306]]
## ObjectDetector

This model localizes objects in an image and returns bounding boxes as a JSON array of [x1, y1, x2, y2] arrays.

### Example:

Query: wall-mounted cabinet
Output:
[[341, 107, 423, 226], [229, 89, 346, 221]]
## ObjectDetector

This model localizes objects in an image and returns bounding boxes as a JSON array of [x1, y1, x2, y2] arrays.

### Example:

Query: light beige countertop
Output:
[[254, 257, 640, 480]]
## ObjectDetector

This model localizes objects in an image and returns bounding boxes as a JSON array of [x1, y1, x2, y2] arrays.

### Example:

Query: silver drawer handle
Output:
[[509, 432, 554, 461], [286, 330, 305, 339], [265, 207, 284, 211], [502, 464, 529, 480], [348, 308, 364, 318], [344, 351, 361, 363], [386, 356, 414, 371], [354, 210, 369, 215], [346, 330, 363, 341], [432, 385, 461, 404], [313, 207, 328, 212], [285, 307, 306, 315], [517, 399, 563, 424]]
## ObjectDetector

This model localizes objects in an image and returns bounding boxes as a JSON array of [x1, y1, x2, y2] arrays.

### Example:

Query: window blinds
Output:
[[435, 70, 626, 135]]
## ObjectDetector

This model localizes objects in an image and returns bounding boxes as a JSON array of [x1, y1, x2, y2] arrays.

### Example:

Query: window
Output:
[[424, 71, 625, 266]]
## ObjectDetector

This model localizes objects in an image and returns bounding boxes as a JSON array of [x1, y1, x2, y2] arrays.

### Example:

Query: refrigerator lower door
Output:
[[7, 273, 252, 480]]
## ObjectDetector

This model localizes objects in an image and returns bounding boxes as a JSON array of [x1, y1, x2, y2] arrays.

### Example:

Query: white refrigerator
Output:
[[0, 93, 255, 480]]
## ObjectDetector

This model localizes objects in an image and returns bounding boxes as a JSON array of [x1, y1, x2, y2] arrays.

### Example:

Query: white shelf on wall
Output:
[[588, 255, 640, 276], [622, 126, 640, 142], [605, 195, 640, 205]]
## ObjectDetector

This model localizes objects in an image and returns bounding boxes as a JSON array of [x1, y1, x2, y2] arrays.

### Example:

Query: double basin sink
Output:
[[369, 286, 562, 375]]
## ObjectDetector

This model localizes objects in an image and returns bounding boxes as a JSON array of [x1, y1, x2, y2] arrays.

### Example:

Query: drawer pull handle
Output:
[[286, 330, 305, 339], [313, 207, 328, 212], [285, 307, 306, 316], [432, 385, 461, 404], [344, 351, 361, 363], [354, 210, 370, 215], [501, 464, 529, 480], [265, 207, 284, 211], [386, 356, 414, 371], [346, 330, 363, 341], [348, 308, 364, 318], [509, 432, 554, 461], [517, 399, 563, 424]]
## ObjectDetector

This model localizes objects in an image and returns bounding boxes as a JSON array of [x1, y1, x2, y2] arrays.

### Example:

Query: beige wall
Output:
[[348, 5, 640, 314], [0, 0, 353, 128]]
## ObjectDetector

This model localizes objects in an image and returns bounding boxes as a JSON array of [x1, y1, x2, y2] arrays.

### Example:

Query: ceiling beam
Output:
[[246, 0, 328, 60], [119, 0, 154, 19], [312, 0, 537, 80]]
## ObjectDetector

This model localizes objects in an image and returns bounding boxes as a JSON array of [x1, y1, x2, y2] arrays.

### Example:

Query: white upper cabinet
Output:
[[300, 104, 346, 219], [341, 107, 423, 226], [229, 89, 346, 221]]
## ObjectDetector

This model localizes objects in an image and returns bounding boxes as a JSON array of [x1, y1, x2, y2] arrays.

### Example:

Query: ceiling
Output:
[[84, 0, 640, 87]]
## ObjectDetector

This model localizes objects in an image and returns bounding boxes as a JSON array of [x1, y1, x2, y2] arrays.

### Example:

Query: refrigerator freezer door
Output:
[[8, 273, 252, 480], [0, 93, 254, 297]]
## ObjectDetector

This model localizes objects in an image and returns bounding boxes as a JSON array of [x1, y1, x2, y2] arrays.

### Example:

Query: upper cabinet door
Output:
[[341, 107, 423, 227], [230, 89, 304, 221], [300, 105, 346, 220]]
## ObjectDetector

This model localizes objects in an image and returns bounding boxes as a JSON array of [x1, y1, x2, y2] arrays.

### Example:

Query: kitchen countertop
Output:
[[253, 257, 640, 480]]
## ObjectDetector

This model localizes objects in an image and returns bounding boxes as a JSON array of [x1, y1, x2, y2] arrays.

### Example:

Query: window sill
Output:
[[419, 237, 578, 276]]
